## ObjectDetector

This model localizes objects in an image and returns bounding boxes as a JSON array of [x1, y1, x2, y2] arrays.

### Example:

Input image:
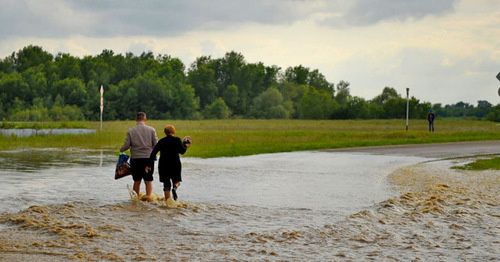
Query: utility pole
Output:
[[100, 85, 104, 131], [406, 88, 409, 131]]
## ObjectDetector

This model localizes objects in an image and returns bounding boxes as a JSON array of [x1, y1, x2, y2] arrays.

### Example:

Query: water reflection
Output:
[[0, 128, 96, 137], [0, 148, 115, 172]]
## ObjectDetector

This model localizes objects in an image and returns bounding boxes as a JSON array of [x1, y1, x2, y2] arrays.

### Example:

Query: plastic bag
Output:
[[115, 152, 131, 180]]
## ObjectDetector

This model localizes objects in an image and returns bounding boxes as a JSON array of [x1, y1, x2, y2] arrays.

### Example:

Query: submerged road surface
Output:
[[0, 141, 498, 261], [324, 140, 500, 158]]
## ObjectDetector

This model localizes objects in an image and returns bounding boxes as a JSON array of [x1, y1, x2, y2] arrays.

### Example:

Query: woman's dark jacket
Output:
[[149, 135, 188, 182]]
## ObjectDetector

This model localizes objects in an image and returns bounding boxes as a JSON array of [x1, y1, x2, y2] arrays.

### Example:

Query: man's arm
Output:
[[152, 128, 158, 147], [120, 132, 131, 152]]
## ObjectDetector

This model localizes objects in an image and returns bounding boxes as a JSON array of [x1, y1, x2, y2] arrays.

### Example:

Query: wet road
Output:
[[0, 141, 498, 261], [325, 140, 500, 158]]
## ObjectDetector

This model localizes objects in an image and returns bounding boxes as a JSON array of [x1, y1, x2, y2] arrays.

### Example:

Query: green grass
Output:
[[0, 119, 498, 158], [452, 157, 500, 171]]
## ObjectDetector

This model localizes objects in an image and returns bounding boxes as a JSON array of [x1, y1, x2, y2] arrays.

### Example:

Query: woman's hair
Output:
[[164, 125, 176, 135]]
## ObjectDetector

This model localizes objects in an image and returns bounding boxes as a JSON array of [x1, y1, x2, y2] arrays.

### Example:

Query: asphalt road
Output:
[[324, 140, 500, 159]]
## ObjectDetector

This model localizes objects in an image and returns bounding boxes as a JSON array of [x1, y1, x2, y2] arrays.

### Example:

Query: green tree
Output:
[[117, 73, 165, 118], [223, 84, 239, 112], [3, 45, 462, 121], [94, 57, 114, 87], [382, 97, 407, 118], [0, 55, 15, 74], [80, 55, 95, 84], [188, 56, 218, 107], [215, 51, 250, 114], [371, 87, 399, 105], [307, 69, 334, 93], [279, 82, 308, 119], [244, 62, 270, 98], [250, 87, 290, 119], [104, 84, 125, 120], [432, 103, 445, 117], [156, 55, 186, 83], [13, 45, 53, 72], [51, 78, 88, 107], [298, 87, 337, 119], [171, 84, 200, 119], [283, 65, 309, 85], [344, 96, 370, 119], [485, 104, 500, 122], [0, 73, 30, 107], [215, 51, 246, 89], [442, 101, 473, 118], [411, 98, 431, 119], [55, 53, 83, 80], [334, 80, 351, 105], [282, 66, 332, 94], [203, 97, 231, 119], [22, 65, 48, 99], [53, 94, 65, 107], [81, 81, 100, 120], [474, 100, 493, 118], [8, 97, 28, 116], [365, 103, 384, 119]]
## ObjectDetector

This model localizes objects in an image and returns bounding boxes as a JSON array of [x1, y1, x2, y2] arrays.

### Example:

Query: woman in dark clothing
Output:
[[146, 125, 190, 201]]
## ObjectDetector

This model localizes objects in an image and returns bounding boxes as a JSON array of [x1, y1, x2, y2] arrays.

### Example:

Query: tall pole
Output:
[[406, 88, 409, 131], [100, 85, 104, 131]]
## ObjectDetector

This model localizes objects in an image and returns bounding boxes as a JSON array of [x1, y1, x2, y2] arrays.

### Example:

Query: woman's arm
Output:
[[145, 140, 161, 172], [178, 137, 188, 155]]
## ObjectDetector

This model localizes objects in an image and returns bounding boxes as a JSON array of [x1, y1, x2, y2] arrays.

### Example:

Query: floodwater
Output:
[[0, 128, 96, 137], [0, 147, 498, 261]]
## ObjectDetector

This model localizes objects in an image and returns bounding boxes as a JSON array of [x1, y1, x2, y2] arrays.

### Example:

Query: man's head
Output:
[[135, 112, 147, 122]]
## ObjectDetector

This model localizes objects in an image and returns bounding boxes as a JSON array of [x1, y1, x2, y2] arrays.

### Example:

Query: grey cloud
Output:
[[0, 1, 66, 38], [0, 0, 460, 39], [322, 0, 458, 27], [0, 0, 315, 38], [0, 0, 99, 38]]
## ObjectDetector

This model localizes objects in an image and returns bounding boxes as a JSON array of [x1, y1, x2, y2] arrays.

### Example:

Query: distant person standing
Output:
[[120, 112, 158, 199], [146, 125, 190, 201], [428, 109, 435, 132]]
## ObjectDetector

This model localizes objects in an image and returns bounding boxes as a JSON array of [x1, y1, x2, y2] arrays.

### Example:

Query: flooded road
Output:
[[0, 142, 498, 261]]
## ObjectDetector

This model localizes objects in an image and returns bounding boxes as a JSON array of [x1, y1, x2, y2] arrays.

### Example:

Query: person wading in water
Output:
[[120, 112, 158, 200], [146, 125, 190, 201]]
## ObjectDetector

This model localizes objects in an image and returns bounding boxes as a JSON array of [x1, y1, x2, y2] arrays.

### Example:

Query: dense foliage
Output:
[[0, 45, 497, 121]]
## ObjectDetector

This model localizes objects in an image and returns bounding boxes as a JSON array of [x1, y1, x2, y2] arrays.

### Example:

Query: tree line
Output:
[[0, 45, 498, 122]]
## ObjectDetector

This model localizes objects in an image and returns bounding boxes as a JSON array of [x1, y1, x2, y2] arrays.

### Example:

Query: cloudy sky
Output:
[[1, 0, 499, 105]]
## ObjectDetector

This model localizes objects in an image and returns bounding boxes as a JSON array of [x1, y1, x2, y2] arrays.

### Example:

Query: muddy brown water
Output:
[[0, 141, 498, 261]]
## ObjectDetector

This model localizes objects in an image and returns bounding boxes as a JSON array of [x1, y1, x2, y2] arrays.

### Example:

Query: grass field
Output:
[[0, 119, 498, 158]]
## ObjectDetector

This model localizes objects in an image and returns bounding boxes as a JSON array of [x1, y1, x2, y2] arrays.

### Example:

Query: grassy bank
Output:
[[452, 157, 500, 171], [0, 119, 498, 158]]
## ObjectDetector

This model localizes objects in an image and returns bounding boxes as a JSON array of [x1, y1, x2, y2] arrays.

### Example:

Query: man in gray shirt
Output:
[[120, 112, 158, 200]]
